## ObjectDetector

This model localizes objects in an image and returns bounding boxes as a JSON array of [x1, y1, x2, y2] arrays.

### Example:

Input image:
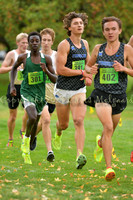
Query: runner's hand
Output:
[[85, 75, 93, 86], [40, 62, 47, 72], [90, 64, 98, 75], [80, 71, 92, 83], [113, 60, 124, 72], [10, 86, 16, 96]]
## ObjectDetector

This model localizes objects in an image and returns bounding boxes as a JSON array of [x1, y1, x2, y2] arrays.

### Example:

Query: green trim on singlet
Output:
[[20, 53, 46, 113]]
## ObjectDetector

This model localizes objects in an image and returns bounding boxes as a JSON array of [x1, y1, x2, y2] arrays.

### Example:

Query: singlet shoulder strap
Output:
[[99, 43, 107, 51], [51, 50, 56, 57], [40, 52, 46, 64], [66, 38, 73, 45], [66, 38, 85, 49], [40, 52, 45, 58], [119, 42, 124, 49], [12, 50, 19, 62], [26, 52, 45, 59], [27, 51, 30, 58], [80, 39, 86, 49]]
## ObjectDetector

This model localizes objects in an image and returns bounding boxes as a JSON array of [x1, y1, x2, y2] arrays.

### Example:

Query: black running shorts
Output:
[[6, 84, 23, 109], [84, 89, 127, 115]]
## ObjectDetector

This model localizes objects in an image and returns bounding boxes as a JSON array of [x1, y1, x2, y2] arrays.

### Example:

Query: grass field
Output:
[[0, 68, 133, 199], [0, 100, 133, 200]]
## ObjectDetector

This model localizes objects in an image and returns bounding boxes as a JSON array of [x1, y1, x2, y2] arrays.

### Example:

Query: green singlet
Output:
[[21, 52, 46, 113]]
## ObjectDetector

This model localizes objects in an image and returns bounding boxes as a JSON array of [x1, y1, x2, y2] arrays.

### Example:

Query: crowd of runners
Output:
[[1, 12, 133, 181]]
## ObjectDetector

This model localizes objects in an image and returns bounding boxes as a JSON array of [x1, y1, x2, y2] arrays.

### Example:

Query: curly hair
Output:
[[63, 12, 88, 36]]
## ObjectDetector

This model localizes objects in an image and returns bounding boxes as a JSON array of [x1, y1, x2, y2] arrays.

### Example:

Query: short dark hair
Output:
[[28, 31, 41, 42], [63, 12, 88, 36], [102, 16, 122, 31]]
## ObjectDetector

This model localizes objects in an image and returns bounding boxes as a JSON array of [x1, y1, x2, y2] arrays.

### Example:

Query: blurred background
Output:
[[0, 0, 133, 98], [0, 0, 133, 53]]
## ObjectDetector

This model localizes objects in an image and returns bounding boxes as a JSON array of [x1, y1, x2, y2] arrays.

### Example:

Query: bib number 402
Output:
[[102, 73, 115, 81]]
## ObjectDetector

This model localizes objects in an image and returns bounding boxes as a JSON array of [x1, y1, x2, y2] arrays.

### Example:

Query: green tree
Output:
[[0, 0, 133, 51]]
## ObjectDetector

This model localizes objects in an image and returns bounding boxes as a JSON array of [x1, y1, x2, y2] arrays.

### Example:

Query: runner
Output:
[[128, 35, 133, 47], [30, 28, 57, 157], [53, 12, 92, 169], [128, 35, 133, 162], [0, 33, 28, 146], [10, 32, 57, 164], [85, 16, 133, 180]]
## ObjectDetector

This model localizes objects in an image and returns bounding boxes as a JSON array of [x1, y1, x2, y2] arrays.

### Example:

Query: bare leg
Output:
[[95, 103, 114, 168], [21, 105, 39, 165], [36, 117, 42, 135], [112, 113, 121, 131], [70, 93, 86, 158], [21, 109, 28, 132], [25, 105, 40, 140], [55, 102, 70, 136], [41, 106, 52, 152], [8, 109, 17, 140], [99, 113, 121, 148]]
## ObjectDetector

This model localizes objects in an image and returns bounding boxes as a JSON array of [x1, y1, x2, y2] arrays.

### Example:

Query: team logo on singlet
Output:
[[71, 46, 75, 50], [82, 46, 86, 50], [99, 51, 103, 56], [72, 54, 86, 59], [116, 54, 122, 57]]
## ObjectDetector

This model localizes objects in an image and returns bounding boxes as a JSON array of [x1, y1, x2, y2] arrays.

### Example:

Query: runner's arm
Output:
[[10, 55, 25, 96], [0, 51, 14, 74], [56, 40, 83, 76], [83, 40, 93, 85], [113, 45, 133, 77], [85, 44, 100, 75], [40, 55, 57, 83], [128, 35, 133, 48]]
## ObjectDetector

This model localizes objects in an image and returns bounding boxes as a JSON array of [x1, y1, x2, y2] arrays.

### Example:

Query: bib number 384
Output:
[[100, 68, 118, 84]]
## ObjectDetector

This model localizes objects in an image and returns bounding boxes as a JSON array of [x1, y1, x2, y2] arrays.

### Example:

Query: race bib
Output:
[[100, 68, 118, 84], [28, 71, 43, 85], [72, 60, 85, 70]]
